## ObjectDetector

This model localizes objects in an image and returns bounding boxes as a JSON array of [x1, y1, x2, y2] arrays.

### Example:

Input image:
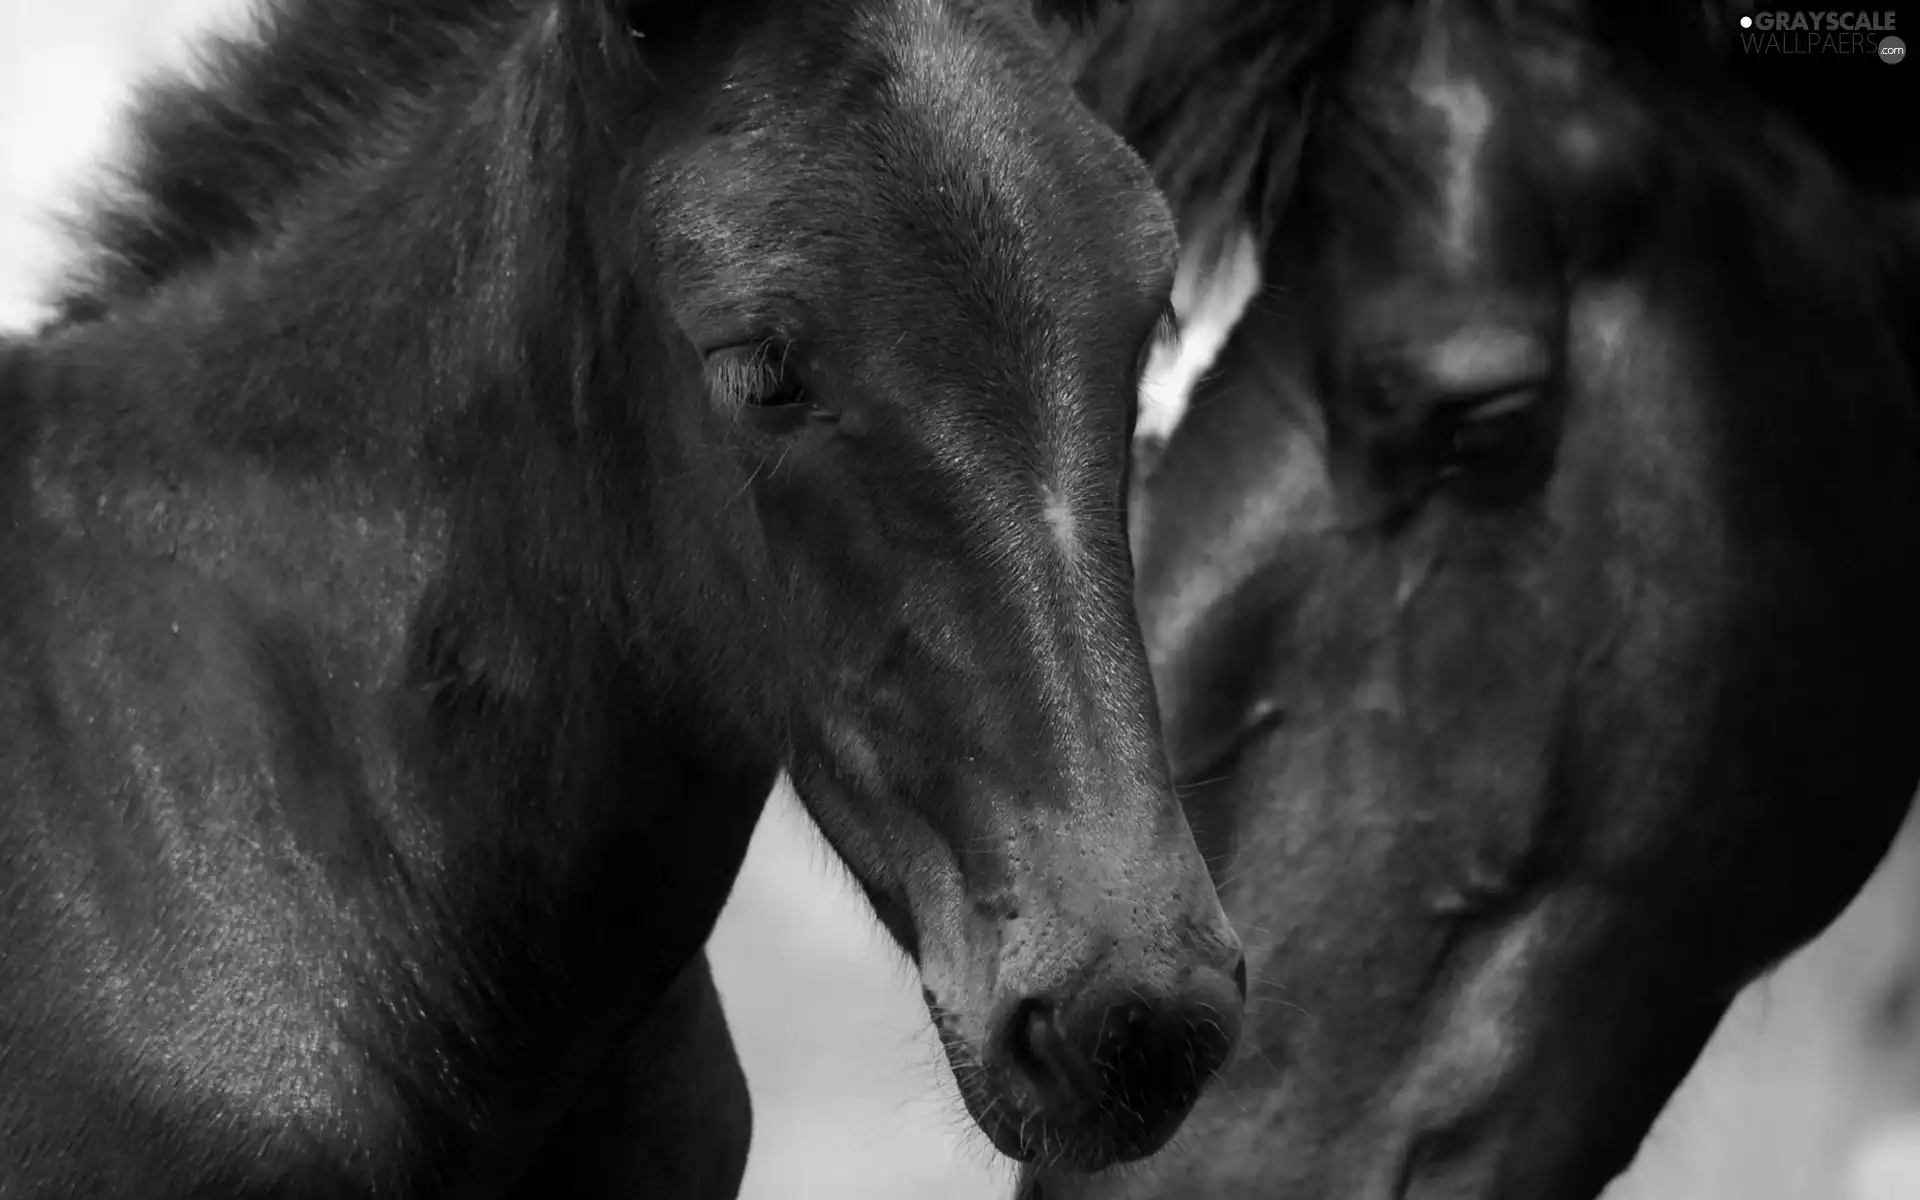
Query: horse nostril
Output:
[[1008, 996, 1054, 1076], [1096, 997, 1153, 1064], [1004, 996, 1097, 1121], [1231, 954, 1248, 1002], [984, 965, 1245, 1165]]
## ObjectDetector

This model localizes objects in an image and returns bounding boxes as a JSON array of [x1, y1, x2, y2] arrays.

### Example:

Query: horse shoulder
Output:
[[0, 366, 438, 1190]]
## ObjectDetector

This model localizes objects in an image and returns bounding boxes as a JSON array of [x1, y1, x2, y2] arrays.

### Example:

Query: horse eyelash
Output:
[[708, 341, 789, 405]]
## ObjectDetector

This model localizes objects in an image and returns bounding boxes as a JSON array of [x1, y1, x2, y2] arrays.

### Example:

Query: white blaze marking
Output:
[[1041, 483, 1078, 560], [1411, 37, 1493, 269]]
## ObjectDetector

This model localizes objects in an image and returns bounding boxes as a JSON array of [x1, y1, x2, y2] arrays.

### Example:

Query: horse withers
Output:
[[0, 0, 1244, 1194], [1026, 0, 1920, 1196]]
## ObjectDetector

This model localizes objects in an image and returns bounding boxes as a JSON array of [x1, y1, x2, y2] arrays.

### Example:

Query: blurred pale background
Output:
[[3, 3, 1918, 1196]]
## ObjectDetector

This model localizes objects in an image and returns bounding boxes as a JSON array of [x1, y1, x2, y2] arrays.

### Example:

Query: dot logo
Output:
[[1882, 35, 1907, 64], [1741, 15, 1753, 26]]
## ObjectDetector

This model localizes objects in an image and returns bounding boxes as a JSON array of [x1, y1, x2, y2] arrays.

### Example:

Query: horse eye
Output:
[[705, 343, 836, 436], [743, 367, 806, 409], [708, 343, 807, 408], [1432, 387, 1541, 480]]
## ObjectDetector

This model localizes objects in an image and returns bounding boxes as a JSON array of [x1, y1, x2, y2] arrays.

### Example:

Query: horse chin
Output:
[[931, 1023, 1172, 1174]]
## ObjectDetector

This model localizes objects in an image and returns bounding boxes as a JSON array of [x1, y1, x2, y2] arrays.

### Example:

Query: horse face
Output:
[[1104, 4, 1920, 1197], [643, 0, 1242, 1171]]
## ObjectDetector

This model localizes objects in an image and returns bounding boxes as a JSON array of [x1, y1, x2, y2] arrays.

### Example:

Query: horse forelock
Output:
[[1064, 0, 1366, 241], [876, 2, 1172, 336], [1059, 0, 1891, 249]]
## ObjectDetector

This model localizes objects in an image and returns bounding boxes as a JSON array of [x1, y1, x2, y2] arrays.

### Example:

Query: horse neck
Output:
[[25, 10, 783, 958], [49, 12, 563, 460]]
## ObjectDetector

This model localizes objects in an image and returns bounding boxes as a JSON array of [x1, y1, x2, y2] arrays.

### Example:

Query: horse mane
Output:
[[1064, 0, 1916, 253], [1060, 0, 1358, 252], [51, 0, 648, 327]]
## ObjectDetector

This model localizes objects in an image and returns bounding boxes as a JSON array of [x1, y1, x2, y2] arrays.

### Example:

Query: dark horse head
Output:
[[1023, 0, 1920, 1196], [0, 0, 1240, 1190]]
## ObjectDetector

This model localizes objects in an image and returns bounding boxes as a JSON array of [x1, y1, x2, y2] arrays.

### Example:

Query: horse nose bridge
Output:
[[930, 466, 1177, 826], [1000, 550, 1204, 899], [1008, 532, 1166, 781], [1006, 794, 1234, 971]]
